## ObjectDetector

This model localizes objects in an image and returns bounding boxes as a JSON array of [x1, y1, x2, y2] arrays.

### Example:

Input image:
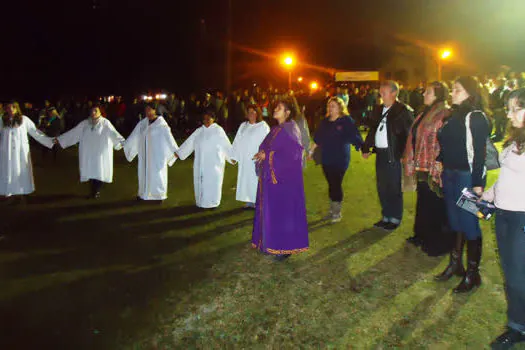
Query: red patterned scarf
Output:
[[403, 102, 450, 189]]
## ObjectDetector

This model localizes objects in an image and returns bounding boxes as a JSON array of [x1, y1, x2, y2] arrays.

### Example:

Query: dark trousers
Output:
[[375, 149, 403, 222], [414, 180, 454, 256], [90, 179, 103, 194], [322, 165, 346, 202], [495, 209, 525, 333]]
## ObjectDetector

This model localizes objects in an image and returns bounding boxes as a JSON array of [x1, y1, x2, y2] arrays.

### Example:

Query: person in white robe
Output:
[[177, 110, 233, 209], [124, 102, 179, 201], [57, 106, 125, 198], [230, 104, 270, 208], [0, 101, 54, 199]]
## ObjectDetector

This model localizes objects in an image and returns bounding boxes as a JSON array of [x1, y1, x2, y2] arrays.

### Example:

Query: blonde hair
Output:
[[326, 96, 349, 117]]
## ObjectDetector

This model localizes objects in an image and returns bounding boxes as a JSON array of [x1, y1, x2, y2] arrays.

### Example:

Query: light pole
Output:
[[282, 55, 295, 90], [437, 49, 452, 81]]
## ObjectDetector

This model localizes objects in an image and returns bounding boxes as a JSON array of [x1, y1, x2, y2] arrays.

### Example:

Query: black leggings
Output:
[[322, 165, 347, 202], [90, 179, 103, 194]]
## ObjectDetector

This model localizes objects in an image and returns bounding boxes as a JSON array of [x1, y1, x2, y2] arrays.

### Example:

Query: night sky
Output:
[[4, 0, 525, 101]]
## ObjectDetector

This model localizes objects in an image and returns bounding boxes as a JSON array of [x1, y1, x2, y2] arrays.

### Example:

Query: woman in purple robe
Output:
[[252, 98, 309, 261]]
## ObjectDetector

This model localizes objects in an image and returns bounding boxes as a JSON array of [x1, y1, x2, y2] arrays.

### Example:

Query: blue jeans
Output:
[[495, 209, 525, 333], [442, 169, 482, 240]]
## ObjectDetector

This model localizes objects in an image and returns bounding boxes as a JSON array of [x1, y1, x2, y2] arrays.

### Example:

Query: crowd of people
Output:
[[1, 69, 525, 349]]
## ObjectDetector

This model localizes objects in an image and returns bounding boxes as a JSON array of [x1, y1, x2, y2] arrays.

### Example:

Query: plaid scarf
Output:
[[403, 102, 450, 191]]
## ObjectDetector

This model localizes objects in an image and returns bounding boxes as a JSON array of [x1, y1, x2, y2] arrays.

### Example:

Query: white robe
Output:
[[0, 116, 54, 196], [124, 117, 179, 200], [58, 118, 125, 183], [177, 123, 233, 208], [230, 121, 270, 203]]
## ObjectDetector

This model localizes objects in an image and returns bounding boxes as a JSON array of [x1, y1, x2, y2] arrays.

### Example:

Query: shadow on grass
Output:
[[24, 194, 87, 205], [0, 241, 247, 350], [301, 227, 391, 268], [0, 206, 249, 279], [372, 285, 451, 348], [401, 290, 476, 348], [350, 245, 442, 295]]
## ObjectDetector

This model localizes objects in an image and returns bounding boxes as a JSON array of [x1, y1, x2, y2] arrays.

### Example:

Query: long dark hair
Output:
[[2, 101, 24, 128], [429, 81, 449, 104], [455, 76, 491, 116], [504, 88, 525, 155], [275, 97, 298, 122]]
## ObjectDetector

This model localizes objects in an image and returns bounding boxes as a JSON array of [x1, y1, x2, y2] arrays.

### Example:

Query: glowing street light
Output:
[[297, 76, 303, 82], [441, 49, 452, 60], [310, 81, 319, 90]]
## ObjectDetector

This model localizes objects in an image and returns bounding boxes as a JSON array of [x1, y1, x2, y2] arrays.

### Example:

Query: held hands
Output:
[[307, 144, 317, 161], [362, 152, 370, 159], [52, 138, 59, 145], [253, 151, 266, 162], [307, 152, 314, 161]]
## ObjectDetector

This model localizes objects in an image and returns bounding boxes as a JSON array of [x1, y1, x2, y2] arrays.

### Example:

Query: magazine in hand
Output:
[[456, 188, 496, 220]]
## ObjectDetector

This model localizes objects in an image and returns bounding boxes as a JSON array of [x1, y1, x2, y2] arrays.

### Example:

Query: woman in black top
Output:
[[435, 76, 491, 293]]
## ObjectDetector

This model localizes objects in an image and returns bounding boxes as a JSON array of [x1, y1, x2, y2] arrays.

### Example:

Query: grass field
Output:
[[0, 144, 521, 350]]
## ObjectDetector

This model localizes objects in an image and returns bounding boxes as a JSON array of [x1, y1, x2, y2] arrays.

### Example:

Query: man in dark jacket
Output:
[[362, 80, 414, 231]]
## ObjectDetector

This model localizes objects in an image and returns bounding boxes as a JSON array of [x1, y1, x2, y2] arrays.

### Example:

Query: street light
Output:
[[310, 81, 319, 90], [297, 76, 303, 83], [437, 48, 452, 81], [441, 49, 452, 60], [281, 54, 295, 90]]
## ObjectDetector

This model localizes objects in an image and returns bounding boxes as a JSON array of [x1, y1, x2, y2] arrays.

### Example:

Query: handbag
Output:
[[465, 111, 500, 171], [484, 137, 500, 170]]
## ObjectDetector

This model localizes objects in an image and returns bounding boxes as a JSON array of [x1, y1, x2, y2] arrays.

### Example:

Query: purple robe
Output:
[[252, 120, 309, 255]]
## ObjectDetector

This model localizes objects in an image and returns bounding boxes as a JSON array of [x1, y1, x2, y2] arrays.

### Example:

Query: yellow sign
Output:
[[335, 71, 379, 82]]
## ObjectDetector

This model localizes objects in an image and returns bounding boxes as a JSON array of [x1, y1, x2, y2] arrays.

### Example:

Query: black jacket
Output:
[[437, 103, 490, 187], [362, 100, 414, 162]]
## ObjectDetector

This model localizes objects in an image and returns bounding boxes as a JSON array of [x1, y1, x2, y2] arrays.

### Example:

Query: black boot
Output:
[[453, 238, 482, 293], [491, 328, 525, 349], [435, 232, 465, 282]]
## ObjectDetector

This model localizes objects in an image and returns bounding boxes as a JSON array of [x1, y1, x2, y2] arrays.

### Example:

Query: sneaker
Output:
[[491, 329, 525, 350], [383, 222, 400, 231], [331, 214, 342, 223], [373, 220, 389, 228]]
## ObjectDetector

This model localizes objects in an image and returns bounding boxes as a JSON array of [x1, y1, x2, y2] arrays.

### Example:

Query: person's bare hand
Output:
[[473, 186, 483, 196], [253, 151, 266, 162]]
